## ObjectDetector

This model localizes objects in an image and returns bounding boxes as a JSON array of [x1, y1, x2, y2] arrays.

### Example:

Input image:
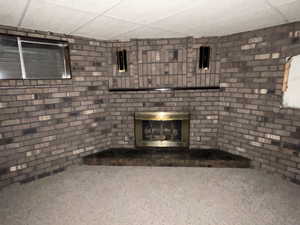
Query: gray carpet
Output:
[[0, 166, 299, 225]]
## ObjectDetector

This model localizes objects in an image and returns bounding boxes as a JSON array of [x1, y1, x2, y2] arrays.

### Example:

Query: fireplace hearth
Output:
[[135, 112, 189, 148], [83, 148, 251, 168]]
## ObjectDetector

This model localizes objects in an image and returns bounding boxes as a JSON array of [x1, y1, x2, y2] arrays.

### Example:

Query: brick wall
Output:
[[1, 21, 300, 188], [218, 22, 300, 184], [0, 25, 111, 188]]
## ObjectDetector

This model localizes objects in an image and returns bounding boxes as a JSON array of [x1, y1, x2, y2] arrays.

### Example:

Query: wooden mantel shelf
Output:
[[108, 86, 221, 92]]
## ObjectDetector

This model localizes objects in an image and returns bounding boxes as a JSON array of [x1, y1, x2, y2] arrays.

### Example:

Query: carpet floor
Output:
[[0, 166, 299, 225]]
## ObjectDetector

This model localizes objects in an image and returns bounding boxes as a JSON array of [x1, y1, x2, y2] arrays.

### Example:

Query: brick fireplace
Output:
[[108, 36, 220, 149], [109, 90, 219, 149]]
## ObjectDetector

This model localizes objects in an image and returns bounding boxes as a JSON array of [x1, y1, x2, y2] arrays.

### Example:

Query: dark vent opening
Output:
[[173, 49, 178, 61], [116, 49, 127, 72], [199, 46, 210, 70]]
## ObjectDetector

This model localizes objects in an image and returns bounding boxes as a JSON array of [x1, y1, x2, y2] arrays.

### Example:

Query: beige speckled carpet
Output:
[[0, 166, 299, 225]]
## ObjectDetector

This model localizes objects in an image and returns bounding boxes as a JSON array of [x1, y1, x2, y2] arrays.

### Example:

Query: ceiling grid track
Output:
[[265, 0, 289, 23], [68, 0, 124, 35], [17, 0, 31, 27], [103, 15, 151, 27], [109, 24, 186, 41], [107, 2, 205, 40]]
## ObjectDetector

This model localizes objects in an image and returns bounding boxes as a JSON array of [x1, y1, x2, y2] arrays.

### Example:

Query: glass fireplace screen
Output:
[[142, 120, 182, 142], [135, 112, 189, 148]]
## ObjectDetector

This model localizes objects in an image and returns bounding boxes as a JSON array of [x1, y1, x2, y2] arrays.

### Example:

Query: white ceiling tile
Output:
[[22, 0, 96, 34], [73, 16, 141, 40], [105, 0, 200, 24], [44, 0, 121, 13], [276, 0, 300, 22], [150, 16, 199, 36], [193, 8, 284, 37], [150, 0, 284, 37], [268, 0, 298, 7], [150, 0, 272, 33], [114, 26, 185, 41], [0, 0, 29, 26]]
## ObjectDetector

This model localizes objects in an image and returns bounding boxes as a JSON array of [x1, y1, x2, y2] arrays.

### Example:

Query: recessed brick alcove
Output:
[[0, 21, 300, 189]]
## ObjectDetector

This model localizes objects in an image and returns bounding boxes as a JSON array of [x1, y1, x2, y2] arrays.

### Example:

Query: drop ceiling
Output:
[[0, 0, 299, 40]]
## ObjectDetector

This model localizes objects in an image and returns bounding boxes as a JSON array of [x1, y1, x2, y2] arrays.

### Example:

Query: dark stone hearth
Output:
[[83, 148, 251, 168]]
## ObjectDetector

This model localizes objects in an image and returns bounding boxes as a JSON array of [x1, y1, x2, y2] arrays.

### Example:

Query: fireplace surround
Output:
[[134, 112, 190, 148]]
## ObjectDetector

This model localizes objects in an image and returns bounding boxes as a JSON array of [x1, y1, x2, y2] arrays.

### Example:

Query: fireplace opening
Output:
[[142, 120, 182, 142], [135, 112, 189, 148]]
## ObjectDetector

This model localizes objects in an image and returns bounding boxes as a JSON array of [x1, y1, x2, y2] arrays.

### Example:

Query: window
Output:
[[0, 34, 71, 80], [0, 35, 22, 79], [283, 55, 300, 108]]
